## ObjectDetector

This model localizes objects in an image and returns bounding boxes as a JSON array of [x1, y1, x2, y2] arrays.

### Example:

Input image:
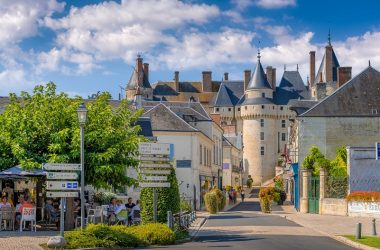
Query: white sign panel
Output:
[[141, 175, 168, 181], [43, 163, 81, 171], [140, 156, 169, 162], [139, 143, 170, 155], [139, 182, 171, 188], [140, 169, 171, 175], [46, 191, 79, 198], [46, 181, 79, 190], [47, 172, 78, 180], [140, 163, 171, 169]]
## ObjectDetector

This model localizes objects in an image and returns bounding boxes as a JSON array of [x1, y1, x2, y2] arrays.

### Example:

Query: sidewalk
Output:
[[188, 211, 209, 238], [271, 204, 379, 249], [0, 231, 56, 250]]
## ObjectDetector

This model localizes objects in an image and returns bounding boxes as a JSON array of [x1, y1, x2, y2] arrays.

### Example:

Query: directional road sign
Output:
[[139, 142, 170, 155], [141, 175, 168, 181], [140, 163, 171, 168], [139, 169, 171, 175], [47, 172, 78, 180], [46, 181, 79, 190], [43, 163, 81, 171], [46, 191, 79, 198], [377, 142, 380, 160], [140, 182, 171, 188], [139, 156, 170, 162]]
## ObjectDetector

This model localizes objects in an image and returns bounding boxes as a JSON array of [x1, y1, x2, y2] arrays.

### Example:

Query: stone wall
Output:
[[320, 198, 347, 216]]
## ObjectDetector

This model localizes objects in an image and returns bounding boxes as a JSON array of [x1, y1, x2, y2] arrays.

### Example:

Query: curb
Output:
[[273, 213, 376, 250], [175, 237, 192, 244]]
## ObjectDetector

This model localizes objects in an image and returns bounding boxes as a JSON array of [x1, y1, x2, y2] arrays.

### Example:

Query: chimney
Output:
[[309, 51, 315, 87], [325, 45, 333, 82], [244, 69, 251, 91], [202, 71, 212, 92], [319, 72, 323, 83], [143, 63, 149, 83], [174, 71, 179, 92], [337, 67, 352, 88], [266, 66, 276, 91], [224, 72, 229, 81], [136, 55, 143, 86]]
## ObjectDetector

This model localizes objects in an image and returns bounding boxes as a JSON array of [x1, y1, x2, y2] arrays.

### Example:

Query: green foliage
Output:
[[141, 167, 180, 223], [225, 185, 232, 192], [204, 188, 226, 214], [246, 175, 253, 188], [259, 187, 276, 213], [329, 146, 348, 177], [64, 224, 175, 249], [93, 191, 117, 205], [0, 83, 143, 189], [180, 199, 192, 212], [173, 223, 189, 240], [235, 185, 242, 192]]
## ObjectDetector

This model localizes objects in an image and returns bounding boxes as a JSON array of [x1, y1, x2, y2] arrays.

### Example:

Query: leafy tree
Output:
[[0, 82, 143, 188], [329, 146, 347, 177], [140, 167, 180, 223], [302, 146, 330, 176]]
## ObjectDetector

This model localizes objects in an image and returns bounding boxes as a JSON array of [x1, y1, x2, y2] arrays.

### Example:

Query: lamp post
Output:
[[77, 103, 88, 231]]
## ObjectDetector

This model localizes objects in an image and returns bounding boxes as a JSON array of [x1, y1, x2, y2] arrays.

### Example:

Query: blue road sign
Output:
[[377, 142, 380, 160]]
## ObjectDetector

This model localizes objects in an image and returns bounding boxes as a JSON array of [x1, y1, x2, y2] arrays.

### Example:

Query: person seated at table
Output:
[[108, 198, 118, 224], [15, 195, 25, 228], [2, 183, 14, 205], [115, 200, 126, 214], [45, 199, 59, 222], [20, 197, 33, 213], [0, 194, 11, 208], [125, 197, 135, 225], [131, 200, 141, 225]]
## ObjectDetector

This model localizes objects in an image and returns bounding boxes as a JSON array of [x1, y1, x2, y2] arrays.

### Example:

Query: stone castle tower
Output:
[[125, 55, 153, 100]]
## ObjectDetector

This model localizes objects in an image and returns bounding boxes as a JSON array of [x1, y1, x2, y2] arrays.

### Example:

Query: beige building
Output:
[[222, 137, 243, 187]]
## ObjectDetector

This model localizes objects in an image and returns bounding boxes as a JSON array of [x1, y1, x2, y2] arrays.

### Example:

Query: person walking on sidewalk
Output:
[[241, 190, 245, 202]]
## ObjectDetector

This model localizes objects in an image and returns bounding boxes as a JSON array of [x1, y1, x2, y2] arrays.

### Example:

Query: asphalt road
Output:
[[155, 188, 356, 250]]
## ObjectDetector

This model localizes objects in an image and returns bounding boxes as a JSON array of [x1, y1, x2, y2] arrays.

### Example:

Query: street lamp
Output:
[[77, 103, 87, 231]]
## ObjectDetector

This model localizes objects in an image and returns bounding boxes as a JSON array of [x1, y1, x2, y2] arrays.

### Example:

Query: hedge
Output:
[[204, 188, 226, 214], [64, 223, 175, 249]]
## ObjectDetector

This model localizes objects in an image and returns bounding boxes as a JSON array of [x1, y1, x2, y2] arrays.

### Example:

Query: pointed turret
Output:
[[247, 49, 272, 90], [125, 55, 153, 101]]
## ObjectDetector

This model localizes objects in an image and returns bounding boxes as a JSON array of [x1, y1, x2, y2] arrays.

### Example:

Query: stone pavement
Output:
[[0, 231, 57, 250]]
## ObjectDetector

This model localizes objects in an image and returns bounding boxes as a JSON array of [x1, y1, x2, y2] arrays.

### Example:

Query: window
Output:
[[228, 108, 231, 111], [261, 146, 265, 156], [245, 106, 247, 110], [216, 108, 219, 112], [262, 93, 265, 98], [238, 108, 241, 111], [280, 106, 283, 110], [281, 120, 286, 128], [260, 119, 264, 127], [200, 145, 202, 164], [204, 147, 207, 165], [260, 132, 264, 140], [282, 133, 286, 141], [261, 105, 265, 109]]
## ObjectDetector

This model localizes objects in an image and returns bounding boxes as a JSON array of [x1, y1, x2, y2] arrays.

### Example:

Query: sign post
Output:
[[138, 143, 172, 223], [376, 142, 380, 160], [43, 163, 80, 236]]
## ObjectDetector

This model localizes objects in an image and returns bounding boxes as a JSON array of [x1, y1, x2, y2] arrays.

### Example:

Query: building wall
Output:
[[298, 117, 380, 167]]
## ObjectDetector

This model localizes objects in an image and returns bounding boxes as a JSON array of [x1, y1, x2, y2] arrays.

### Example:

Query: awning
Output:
[[0, 165, 46, 179]]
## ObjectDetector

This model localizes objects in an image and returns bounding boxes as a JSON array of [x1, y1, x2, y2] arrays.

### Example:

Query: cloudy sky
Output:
[[1, 0, 380, 98]]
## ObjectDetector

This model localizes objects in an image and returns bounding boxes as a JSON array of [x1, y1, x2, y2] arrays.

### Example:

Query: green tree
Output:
[[0, 83, 143, 189], [329, 146, 347, 177], [140, 167, 180, 223], [302, 146, 330, 176]]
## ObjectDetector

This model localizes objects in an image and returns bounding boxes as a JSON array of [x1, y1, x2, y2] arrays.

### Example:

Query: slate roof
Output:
[[214, 81, 244, 107], [314, 47, 340, 84], [274, 71, 310, 105], [301, 66, 380, 117], [288, 99, 319, 115], [239, 96, 274, 106], [135, 117, 153, 137], [247, 60, 272, 90], [153, 84, 178, 96], [142, 103, 198, 132], [126, 67, 151, 90]]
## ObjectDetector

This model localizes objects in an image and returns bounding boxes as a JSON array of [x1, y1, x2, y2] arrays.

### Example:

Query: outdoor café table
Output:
[[0, 207, 15, 231]]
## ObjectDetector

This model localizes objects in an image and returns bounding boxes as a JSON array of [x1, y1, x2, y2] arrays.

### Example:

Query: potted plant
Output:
[[259, 187, 275, 213]]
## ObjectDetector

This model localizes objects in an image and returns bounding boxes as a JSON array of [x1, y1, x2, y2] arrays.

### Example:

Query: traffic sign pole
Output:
[[60, 197, 65, 237], [153, 188, 157, 223]]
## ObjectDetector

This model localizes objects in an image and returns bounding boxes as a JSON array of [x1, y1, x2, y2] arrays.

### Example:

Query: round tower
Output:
[[241, 51, 276, 185]]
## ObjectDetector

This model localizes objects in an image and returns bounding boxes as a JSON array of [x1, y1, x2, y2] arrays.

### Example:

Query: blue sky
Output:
[[1, 0, 380, 99]]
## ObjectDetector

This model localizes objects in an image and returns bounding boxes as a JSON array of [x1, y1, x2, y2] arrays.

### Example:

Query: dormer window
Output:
[[262, 93, 265, 98], [262, 105, 265, 109]]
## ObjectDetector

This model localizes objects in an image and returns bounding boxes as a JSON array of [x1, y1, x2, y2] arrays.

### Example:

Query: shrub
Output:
[[141, 167, 180, 223], [64, 223, 175, 249], [180, 199, 193, 212], [246, 175, 253, 188], [212, 188, 226, 211], [93, 191, 117, 205], [204, 191, 218, 214], [225, 185, 232, 192], [235, 185, 242, 192], [347, 191, 380, 202], [259, 187, 275, 213]]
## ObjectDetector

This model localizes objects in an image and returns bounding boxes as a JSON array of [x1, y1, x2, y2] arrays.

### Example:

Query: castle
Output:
[[126, 36, 352, 185]]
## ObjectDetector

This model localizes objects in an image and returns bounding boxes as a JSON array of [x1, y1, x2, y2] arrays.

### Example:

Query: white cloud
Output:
[[231, 0, 254, 10], [157, 28, 257, 70], [255, 0, 296, 9]]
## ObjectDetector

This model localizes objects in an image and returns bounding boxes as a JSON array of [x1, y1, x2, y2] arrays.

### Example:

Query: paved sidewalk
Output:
[[0, 231, 57, 250], [188, 211, 209, 238]]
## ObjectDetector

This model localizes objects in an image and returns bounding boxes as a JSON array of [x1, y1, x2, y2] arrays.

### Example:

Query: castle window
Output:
[[228, 108, 231, 111], [245, 106, 247, 110], [262, 93, 265, 98], [200, 145, 202, 164], [216, 108, 219, 112], [280, 106, 284, 111], [238, 108, 241, 111], [273, 106, 275, 110], [204, 147, 207, 165], [282, 133, 286, 141], [261, 146, 265, 156], [260, 132, 264, 140], [260, 119, 264, 127], [281, 120, 286, 128], [262, 105, 264, 109]]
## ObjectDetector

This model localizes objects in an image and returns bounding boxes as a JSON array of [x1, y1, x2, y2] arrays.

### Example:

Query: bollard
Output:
[[356, 223, 362, 240], [167, 211, 173, 230], [372, 219, 377, 236]]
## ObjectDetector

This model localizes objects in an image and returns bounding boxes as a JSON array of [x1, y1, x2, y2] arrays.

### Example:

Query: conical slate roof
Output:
[[127, 68, 152, 90], [314, 47, 340, 84], [247, 56, 272, 90]]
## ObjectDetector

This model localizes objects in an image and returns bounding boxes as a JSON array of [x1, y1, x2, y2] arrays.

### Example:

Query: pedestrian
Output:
[[232, 189, 237, 204], [228, 190, 233, 204], [241, 190, 245, 202], [125, 197, 135, 226]]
